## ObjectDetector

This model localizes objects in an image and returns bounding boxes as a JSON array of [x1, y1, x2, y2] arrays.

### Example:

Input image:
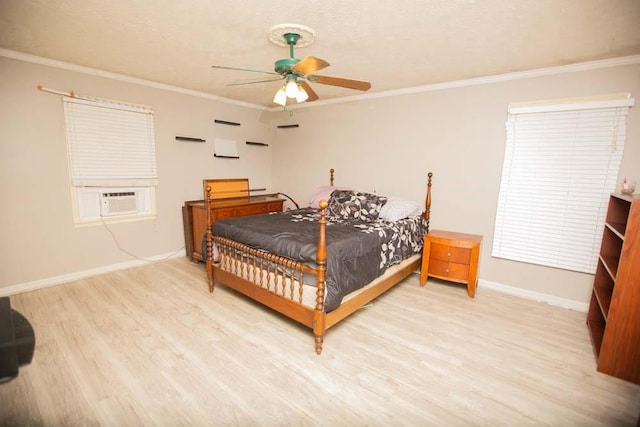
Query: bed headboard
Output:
[[323, 168, 432, 229]]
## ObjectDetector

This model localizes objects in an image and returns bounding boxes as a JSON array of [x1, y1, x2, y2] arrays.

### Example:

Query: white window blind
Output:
[[63, 96, 157, 187], [492, 95, 634, 274]]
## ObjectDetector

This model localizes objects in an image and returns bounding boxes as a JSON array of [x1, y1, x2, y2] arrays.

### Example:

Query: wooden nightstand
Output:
[[420, 230, 482, 298]]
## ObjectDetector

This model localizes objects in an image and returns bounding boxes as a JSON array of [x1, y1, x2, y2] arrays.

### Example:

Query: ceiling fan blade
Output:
[[212, 65, 280, 76], [293, 56, 330, 76], [299, 81, 319, 102], [307, 75, 371, 91], [227, 76, 284, 86]]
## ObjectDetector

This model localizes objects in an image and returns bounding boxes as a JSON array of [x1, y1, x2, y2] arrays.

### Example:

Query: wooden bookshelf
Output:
[[586, 193, 640, 384]]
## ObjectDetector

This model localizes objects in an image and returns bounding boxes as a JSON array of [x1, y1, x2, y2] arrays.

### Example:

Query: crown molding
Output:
[[2, 48, 638, 112], [0, 48, 267, 111]]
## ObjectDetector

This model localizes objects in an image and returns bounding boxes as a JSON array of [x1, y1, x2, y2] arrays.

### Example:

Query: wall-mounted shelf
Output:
[[175, 136, 206, 142], [277, 124, 299, 129], [215, 119, 241, 126], [246, 141, 269, 147]]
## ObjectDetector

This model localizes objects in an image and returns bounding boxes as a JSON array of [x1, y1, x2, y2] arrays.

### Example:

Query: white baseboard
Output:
[[478, 279, 589, 312], [0, 249, 186, 297]]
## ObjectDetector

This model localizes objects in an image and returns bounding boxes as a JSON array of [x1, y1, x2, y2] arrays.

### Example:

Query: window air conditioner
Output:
[[76, 187, 152, 223]]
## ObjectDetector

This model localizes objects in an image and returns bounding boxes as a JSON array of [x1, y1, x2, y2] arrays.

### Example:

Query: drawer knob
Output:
[[445, 268, 449, 273], [447, 252, 451, 257]]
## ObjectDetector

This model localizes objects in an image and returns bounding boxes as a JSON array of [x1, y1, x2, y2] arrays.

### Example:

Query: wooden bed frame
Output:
[[205, 170, 433, 354]]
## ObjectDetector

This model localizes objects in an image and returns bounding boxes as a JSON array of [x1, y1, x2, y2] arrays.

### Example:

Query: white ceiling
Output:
[[1, 0, 640, 108]]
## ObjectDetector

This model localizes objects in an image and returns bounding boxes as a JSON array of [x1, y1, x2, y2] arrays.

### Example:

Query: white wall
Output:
[[270, 62, 640, 306], [0, 56, 273, 291]]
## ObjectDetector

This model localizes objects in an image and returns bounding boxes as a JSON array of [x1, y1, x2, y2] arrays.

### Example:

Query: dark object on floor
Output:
[[0, 296, 35, 383]]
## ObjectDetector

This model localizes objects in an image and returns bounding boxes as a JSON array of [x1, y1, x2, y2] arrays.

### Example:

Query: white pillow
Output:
[[378, 196, 422, 222], [308, 185, 350, 208]]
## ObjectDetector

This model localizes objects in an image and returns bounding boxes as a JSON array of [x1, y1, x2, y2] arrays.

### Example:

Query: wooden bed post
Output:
[[329, 168, 335, 187], [205, 185, 215, 293], [423, 172, 432, 231], [313, 200, 329, 355]]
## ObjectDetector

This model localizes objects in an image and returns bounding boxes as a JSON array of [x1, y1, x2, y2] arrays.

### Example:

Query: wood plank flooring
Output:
[[1, 257, 639, 426]]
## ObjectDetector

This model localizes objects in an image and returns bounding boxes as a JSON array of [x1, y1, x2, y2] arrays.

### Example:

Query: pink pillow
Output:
[[308, 185, 350, 208]]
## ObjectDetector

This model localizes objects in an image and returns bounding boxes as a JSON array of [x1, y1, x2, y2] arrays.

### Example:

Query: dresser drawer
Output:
[[234, 204, 269, 216], [430, 243, 471, 264], [268, 201, 284, 212], [428, 259, 470, 282], [213, 208, 234, 220]]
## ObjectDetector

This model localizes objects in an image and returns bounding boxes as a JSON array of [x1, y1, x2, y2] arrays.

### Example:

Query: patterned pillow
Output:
[[327, 190, 387, 221]]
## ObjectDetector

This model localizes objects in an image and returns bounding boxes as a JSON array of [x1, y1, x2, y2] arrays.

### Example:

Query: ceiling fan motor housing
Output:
[[274, 58, 301, 74], [274, 32, 303, 74]]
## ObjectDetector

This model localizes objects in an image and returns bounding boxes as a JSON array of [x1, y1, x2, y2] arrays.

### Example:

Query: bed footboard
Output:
[[207, 201, 329, 354], [212, 237, 320, 307]]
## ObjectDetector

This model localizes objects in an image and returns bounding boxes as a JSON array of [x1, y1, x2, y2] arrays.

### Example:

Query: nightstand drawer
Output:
[[430, 243, 471, 264], [429, 259, 470, 281]]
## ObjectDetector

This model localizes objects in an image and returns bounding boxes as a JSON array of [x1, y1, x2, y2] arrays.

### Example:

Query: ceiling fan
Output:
[[211, 24, 371, 106]]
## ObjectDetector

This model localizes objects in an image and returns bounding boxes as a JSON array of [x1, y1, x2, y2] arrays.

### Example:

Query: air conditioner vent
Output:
[[101, 192, 138, 216]]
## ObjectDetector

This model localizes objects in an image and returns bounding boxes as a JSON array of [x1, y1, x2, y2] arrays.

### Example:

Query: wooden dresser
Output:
[[182, 179, 284, 262]]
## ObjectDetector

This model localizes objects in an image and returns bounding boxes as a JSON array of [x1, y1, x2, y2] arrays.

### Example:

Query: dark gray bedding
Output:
[[211, 208, 426, 312]]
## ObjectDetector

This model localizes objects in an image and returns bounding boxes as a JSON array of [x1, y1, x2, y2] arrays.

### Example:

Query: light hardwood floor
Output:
[[1, 257, 639, 426]]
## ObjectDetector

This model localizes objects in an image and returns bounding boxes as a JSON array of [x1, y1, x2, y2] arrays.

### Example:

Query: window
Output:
[[492, 94, 634, 274], [62, 96, 157, 224]]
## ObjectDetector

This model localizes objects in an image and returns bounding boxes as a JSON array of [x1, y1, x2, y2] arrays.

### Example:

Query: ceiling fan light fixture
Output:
[[295, 84, 309, 103], [273, 87, 287, 106], [285, 78, 299, 98]]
